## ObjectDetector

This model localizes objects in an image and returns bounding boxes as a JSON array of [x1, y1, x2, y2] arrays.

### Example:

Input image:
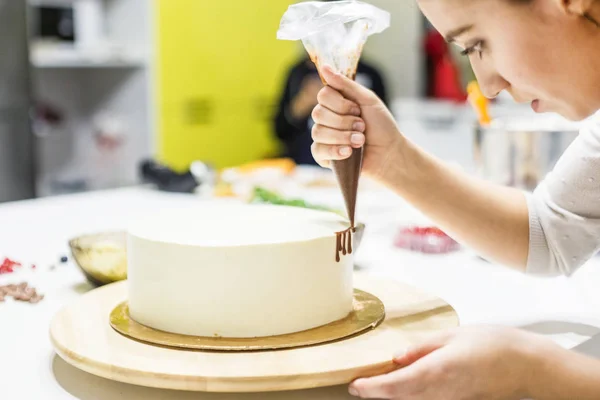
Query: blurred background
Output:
[[0, 0, 581, 203]]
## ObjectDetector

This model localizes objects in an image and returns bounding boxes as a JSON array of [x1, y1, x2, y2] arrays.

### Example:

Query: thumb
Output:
[[320, 64, 378, 106], [393, 330, 455, 366]]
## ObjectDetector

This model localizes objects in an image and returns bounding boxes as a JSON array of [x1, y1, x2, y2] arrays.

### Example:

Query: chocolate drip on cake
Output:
[[335, 226, 356, 262]]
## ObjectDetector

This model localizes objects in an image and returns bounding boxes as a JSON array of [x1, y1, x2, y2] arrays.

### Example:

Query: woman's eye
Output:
[[460, 41, 484, 59]]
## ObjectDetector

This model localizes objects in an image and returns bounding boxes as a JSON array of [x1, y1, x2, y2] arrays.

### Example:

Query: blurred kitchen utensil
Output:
[[69, 231, 127, 287], [473, 113, 579, 191], [467, 81, 580, 190], [140, 159, 202, 193], [353, 222, 366, 252], [394, 226, 460, 254], [467, 81, 491, 126]]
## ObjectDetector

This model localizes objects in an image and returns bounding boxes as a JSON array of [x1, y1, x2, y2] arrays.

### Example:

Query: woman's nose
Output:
[[472, 64, 510, 99]]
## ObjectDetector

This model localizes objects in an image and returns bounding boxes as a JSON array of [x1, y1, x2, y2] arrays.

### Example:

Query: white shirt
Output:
[[527, 111, 600, 276]]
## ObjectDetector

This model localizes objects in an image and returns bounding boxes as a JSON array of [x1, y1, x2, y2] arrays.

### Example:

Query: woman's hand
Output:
[[311, 65, 532, 269], [310, 65, 403, 181], [349, 326, 559, 400]]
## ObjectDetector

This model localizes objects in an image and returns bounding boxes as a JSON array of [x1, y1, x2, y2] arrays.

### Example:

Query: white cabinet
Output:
[[27, 0, 155, 196]]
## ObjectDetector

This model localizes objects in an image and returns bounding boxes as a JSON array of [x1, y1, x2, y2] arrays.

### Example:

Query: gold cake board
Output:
[[109, 289, 385, 351], [50, 273, 459, 393]]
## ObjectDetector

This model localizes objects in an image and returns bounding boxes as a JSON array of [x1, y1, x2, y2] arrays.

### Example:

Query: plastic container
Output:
[[394, 226, 461, 254]]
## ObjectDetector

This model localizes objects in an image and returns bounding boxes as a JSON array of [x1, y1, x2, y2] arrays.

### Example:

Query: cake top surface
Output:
[[128, 203, 350, 246]]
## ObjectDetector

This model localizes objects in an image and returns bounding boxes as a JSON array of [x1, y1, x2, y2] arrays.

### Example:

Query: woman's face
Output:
[[418, 0, 600, 120]]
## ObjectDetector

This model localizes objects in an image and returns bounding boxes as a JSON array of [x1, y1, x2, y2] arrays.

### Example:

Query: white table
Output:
[[1, 186, 600, 399]]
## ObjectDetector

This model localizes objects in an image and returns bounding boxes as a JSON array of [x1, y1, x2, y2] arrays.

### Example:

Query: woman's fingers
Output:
[[311, 142, 355, 164], [311, 124, 365, 147], [320, 64, 379, 106], [312, 104, 365, 132], [310, 124, 365, 168], [349, 365, 426, 399], [393, 330, 455, 366], [349, 349, 446, 399], [310, 77, 368, 169], [317, 86, 361, 116]]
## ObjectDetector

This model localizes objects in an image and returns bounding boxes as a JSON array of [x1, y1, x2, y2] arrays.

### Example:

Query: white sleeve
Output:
[[527, 112, 600, 276]]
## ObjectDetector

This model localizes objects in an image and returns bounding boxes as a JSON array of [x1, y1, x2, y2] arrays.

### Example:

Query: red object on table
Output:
[[394, 226, 461, 254], [0, 258, 22, 275]]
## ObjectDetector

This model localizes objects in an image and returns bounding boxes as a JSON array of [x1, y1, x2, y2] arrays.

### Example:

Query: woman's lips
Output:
[[531, 99, 541, 112]]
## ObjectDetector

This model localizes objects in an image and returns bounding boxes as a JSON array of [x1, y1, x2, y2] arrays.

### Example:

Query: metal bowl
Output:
[[474, 114, 581, 191], [353, 222, 366, 251], [69, 231, 127, 287]]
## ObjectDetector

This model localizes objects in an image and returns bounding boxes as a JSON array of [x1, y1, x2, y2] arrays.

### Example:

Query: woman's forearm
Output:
[[531, 344, 600, 399], [378, 137, 530, 270]]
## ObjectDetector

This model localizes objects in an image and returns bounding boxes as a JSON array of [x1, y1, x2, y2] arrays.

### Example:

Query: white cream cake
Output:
[[127, 203, 354, 338]]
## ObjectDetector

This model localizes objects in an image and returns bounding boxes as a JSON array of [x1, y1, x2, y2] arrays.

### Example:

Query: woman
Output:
[[310, 0, 600, 399]]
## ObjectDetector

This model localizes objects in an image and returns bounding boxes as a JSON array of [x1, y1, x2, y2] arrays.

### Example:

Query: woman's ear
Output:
[[555, 0, 600, 26], [557, 0, 596, 16]]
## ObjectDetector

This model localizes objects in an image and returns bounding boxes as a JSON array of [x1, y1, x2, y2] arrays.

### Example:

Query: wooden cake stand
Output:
[[50, 272, 459, 392]]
